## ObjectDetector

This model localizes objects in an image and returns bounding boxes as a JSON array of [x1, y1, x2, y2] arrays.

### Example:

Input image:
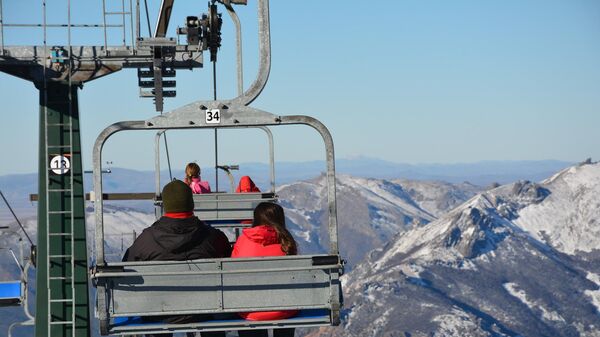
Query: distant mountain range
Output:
[[0, 158, 574, 222], [229, 158, 575, 187]]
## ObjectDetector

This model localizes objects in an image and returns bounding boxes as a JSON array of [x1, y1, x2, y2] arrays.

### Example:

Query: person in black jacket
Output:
[[123, 179, 231, 337]]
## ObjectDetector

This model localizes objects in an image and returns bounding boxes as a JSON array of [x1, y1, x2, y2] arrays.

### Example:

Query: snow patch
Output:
[[504, 282, 565, 323], [457, 259, 478, 271], [339, 175, 435, 222], [370, 308, 393, 336], [515, 163, 600, 254], [432, 309, 482, 335], [295, 230, 311, 243], [585, 273, 600, 315], [399, 263, 424, 278], [363, 283, 385, 307]]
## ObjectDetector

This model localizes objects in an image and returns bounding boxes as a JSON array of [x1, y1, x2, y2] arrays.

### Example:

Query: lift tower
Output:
[[0, 1, 226, 335]]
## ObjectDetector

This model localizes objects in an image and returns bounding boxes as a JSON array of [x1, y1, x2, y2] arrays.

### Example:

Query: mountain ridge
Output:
[[306, 162, 600, 337]]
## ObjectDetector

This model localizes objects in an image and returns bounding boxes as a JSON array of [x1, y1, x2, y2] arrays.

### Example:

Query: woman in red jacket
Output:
[[232, 202, 297, 337]]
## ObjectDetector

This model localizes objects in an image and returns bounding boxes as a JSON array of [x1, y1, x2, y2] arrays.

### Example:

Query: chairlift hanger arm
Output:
[[233, 0, 270, 106], [158, 0, 267, 105], [216, 165, 238, 192], [154, 0, 175, 38]]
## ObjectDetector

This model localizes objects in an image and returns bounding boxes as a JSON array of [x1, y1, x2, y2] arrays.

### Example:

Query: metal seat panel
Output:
[[110, 261, 222, 316], [0, 281, 22, 306], [221, 255, 339, 307], [222, 270, 330, 310]]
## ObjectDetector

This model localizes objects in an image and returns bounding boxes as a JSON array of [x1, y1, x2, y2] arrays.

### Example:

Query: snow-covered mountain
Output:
[[278, 175, 481, 268], [306, 162, 600, 337]]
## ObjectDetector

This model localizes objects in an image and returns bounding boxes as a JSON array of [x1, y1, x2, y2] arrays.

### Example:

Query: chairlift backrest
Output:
[[191, 192, 276, 221]]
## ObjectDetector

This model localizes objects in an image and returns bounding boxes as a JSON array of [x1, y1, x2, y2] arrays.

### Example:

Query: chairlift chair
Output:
[[91, 106, 344, 335]]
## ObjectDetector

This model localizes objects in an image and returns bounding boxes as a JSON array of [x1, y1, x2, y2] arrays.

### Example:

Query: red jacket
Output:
[[236, 176, 260, 193], [231, 225, 298, 321], [236, 176, 260, 225]]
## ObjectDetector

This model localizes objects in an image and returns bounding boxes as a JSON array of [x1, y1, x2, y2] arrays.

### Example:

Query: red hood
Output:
[[242, 225, 279, 245], [236, 176, 260, 193]]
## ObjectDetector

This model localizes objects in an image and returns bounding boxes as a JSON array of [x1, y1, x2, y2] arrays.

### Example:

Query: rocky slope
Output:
[[278, 175, 480, 268], [307, 162, 600, 337]]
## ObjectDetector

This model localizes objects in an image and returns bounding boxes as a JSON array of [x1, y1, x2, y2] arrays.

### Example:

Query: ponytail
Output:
[[185, 163, 201, 185]]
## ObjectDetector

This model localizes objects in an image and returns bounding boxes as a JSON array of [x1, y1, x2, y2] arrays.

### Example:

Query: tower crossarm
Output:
[[0, 45, 202, 84]]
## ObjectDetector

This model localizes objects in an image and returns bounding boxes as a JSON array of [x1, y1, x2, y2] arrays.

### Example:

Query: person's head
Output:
[[253, 202, 297, 255], [185, 163, 201, 184], [162, 179, 194, 213], [236, 176, 260, 193]]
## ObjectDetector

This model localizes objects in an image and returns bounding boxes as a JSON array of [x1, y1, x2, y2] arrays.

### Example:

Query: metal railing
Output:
[[0, 0, 135, 54]]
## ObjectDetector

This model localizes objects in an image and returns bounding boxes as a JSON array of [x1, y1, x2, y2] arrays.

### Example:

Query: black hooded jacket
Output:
[[123, 215, 231, 262], [122, 216, 231, 325]]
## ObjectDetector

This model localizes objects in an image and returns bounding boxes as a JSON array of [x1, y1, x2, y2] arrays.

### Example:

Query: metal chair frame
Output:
[[91, 104, 342, 335]]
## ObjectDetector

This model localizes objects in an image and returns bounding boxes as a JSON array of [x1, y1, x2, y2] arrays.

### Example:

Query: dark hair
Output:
[[253, 202, 297, 255]]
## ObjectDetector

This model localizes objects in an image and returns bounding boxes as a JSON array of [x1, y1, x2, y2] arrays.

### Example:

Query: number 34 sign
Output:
[[205, 109, 221, 124]]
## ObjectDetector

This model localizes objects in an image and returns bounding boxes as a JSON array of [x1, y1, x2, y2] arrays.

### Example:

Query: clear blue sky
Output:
[[0, 0, 599, 175]]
